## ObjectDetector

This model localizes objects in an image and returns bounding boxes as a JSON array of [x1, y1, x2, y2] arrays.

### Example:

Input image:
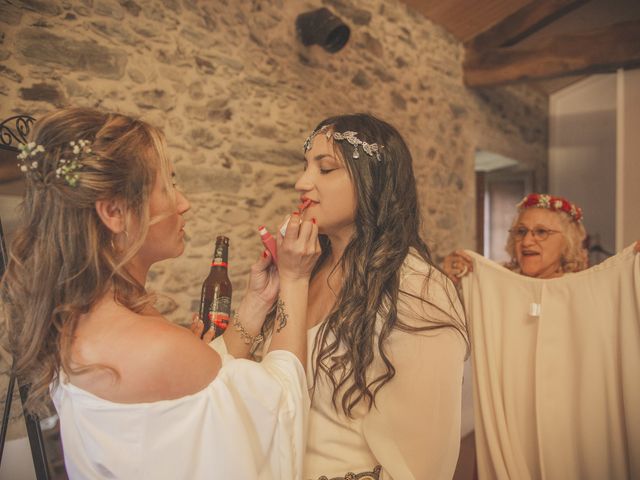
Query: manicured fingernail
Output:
[[292, 211, 299, 216], [312, 217, 316, 224], [262, 250, 268, 258]]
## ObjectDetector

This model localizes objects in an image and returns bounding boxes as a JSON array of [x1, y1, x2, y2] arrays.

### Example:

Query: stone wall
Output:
[[0, 0, 547, 325]]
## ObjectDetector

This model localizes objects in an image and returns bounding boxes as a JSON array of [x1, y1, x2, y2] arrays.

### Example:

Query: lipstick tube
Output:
[[258, 226, 277, 262]]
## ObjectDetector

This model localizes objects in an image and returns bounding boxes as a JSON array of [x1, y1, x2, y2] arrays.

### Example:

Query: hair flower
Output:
[[516, 193, 583, 223], [17, 138, 92, 188]]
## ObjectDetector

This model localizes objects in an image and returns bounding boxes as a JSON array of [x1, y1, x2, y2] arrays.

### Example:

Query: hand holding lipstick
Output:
[[276, 212, 320, 281], [279, 199, 313, 237], [260, 199, 315, 263], [259, 209, 318, 275]]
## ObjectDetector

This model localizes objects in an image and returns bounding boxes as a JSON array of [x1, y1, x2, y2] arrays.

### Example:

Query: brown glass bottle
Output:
[[199, 236, 232, 339]]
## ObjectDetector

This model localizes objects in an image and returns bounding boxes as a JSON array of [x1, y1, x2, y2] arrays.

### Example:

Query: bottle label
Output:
[[208, 296, 231, 330], [211, 261, 228, 267]]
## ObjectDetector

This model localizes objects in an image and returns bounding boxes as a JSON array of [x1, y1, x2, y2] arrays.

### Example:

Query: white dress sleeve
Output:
[[52, 350, 309, 480], [209, 334, 233, 363], [362, 267, 467, 480]]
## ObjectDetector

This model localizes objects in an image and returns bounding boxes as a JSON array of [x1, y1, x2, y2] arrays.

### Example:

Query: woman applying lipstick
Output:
[[265, 114, 469, 479], [441, 195, 640, 480]]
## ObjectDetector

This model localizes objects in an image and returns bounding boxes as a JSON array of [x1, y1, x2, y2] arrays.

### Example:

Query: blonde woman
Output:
[[442, 194, 640, 479], [1, 107, 320, 479]]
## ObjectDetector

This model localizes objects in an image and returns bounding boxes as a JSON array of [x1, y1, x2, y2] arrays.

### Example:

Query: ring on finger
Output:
[[455, 264, 468, 278]]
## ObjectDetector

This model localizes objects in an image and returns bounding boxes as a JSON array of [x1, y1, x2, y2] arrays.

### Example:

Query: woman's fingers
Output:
[[443, 250, 473, 283], [190, 314, 204, 337], [283, 212, 301, 241], [277, 215, 320, 280], [202, 325, 215, 343]]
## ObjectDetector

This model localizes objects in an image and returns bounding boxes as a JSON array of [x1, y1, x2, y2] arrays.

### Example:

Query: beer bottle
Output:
[[199, 236, 232, 339]]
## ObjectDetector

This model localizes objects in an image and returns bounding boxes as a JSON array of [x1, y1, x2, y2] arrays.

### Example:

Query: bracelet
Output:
[[232, 311, 264, 347]]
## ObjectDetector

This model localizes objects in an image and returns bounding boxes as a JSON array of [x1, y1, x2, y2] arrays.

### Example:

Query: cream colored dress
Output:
[[461, 245, 640, 480], [302, 251, 468, 480]]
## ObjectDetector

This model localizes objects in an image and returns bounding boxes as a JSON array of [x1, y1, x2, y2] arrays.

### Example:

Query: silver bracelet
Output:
[[232, 311, 264, 346]]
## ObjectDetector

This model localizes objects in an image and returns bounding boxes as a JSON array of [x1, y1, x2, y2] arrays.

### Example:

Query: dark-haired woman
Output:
[[284, 114, 468, 479]]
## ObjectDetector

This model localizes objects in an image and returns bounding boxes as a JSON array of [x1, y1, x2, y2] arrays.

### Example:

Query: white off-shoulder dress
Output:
[[51, 349, 308, 480]]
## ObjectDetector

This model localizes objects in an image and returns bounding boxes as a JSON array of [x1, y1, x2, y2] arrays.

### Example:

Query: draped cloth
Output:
[[51, 350, 308, 480], [461, 245, 640, 480]]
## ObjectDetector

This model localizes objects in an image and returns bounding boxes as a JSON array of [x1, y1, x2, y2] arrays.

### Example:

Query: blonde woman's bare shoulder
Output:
[[72, 303, 221, 403]]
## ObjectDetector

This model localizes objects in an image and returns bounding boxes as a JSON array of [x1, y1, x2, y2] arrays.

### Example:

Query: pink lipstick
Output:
[[258, 226, 277, 262]]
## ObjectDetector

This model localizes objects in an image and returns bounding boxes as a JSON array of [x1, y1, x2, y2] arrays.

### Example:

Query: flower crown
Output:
[[17, 139, 92, 187], [303, 125, 383, 161], [516, 193, 583, 223]]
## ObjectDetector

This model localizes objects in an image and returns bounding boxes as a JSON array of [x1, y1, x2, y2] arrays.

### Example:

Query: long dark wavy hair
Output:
[[269, 113, 468, 417]]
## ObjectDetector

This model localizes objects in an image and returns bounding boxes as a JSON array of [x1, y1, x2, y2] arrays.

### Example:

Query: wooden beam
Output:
[[464, 20, 640, 87], [468, 0, 589, 50]]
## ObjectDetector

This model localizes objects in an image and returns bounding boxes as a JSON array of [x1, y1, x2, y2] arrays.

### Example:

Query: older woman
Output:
[[441, 193, 640, 480], [443, 193, 588, 282]]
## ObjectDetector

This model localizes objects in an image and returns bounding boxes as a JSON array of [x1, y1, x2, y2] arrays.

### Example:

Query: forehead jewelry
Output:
[[303, 125, 383, 161]]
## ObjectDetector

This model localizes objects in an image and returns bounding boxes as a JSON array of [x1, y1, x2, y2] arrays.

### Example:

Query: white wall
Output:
[[549, 75, 617, 255], [616, 68, 640, 251]]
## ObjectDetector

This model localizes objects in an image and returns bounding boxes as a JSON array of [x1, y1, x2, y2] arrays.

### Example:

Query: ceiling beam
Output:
[[468, 0, 589, 50], [464, 19, 640, 87]]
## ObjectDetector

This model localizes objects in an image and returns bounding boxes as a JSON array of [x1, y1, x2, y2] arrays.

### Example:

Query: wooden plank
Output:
[[400, 0, 530, 43], [464, 20, 640, 87], [468, 0, 589, 49]]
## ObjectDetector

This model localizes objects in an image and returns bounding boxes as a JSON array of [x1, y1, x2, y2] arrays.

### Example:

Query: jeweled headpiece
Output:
[[303, 125, 383, 161], [17, 139, 92, 187], [516, 193, 583, 223]]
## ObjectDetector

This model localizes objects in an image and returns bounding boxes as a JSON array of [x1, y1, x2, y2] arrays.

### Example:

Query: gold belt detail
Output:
[[317, 465, 382, 480]]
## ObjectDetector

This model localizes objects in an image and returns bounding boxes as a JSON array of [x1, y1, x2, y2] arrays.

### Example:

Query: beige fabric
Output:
[[461, 245, 640, 480], [303, 251, 468, 480]]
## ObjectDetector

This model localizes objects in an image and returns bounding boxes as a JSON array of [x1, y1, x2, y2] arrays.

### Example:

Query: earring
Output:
[[110, 230, 129, 253]]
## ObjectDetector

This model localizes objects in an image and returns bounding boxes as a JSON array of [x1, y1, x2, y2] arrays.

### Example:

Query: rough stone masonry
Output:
[[0, 0, 547, 324]]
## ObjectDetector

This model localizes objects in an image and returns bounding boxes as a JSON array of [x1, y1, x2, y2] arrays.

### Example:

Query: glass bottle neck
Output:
[[211, 243, 228, 267]]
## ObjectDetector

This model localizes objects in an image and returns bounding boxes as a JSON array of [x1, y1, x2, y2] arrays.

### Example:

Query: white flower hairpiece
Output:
[[57, 139, 91, 187], [17, 142, 45, 173], [304, 125, 383, 161], [17, 139, 92, 187]]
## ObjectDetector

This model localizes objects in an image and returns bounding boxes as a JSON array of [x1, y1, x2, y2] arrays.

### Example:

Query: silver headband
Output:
[[303, 125, 383, 161]]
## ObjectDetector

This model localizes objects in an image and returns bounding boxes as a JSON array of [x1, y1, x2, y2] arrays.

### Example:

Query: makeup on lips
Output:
[[258, 200, 314, 261], [279, 199, 313, 236]]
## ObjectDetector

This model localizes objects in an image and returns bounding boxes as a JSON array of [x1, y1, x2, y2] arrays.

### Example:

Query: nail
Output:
[[292, 211, 299, 216], [262, 250, 268, 258], [312, 217, 316, 224]]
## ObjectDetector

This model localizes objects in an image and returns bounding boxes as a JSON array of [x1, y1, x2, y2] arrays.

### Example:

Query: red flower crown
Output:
[[516, 193, 583, 223]]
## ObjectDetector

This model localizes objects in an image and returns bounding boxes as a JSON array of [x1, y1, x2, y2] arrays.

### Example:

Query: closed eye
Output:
[[320, 168, 337, 175]]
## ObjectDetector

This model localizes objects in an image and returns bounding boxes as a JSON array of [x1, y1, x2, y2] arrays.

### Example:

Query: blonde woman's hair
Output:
[[1, 107, 174, 414], [505, 208, 588, 274]]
